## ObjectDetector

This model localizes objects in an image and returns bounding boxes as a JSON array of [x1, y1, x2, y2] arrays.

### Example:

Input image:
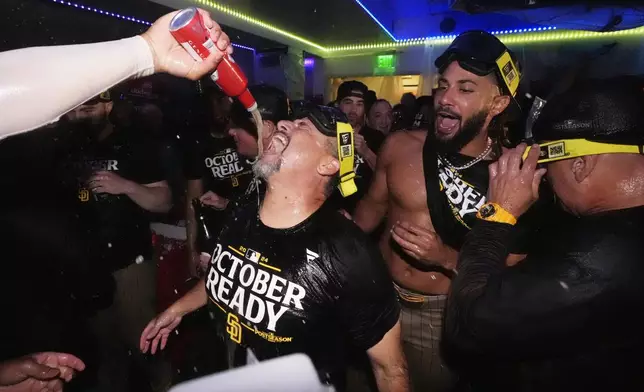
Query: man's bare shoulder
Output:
[[381, 130, 427, 158]]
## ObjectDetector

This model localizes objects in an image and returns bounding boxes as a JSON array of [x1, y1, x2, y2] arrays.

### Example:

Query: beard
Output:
[[433, 109, 488, 153], [253, 158, 282, 180]]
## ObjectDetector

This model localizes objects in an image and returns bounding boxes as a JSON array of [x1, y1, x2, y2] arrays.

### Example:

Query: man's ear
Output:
[[317, 155, 340, 177], [571, 155, 599, 183], [490, 95, 511, 117], [105, 101, 114, 113]]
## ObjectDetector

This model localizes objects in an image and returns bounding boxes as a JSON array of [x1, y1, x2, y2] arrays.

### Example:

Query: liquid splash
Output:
[[248, 108, 264, 165]]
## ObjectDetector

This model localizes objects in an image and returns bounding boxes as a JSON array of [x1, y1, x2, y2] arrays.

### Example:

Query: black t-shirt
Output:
[[445, 206, 644, 391], [183, 132, 254, 201], [424, 143, 549, 255], [204, 197, 400, 389], [59, 127, 165, 271], [330, 125, 385, 214]]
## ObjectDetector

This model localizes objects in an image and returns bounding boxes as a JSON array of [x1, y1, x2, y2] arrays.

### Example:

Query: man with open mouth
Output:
[[142, 102, 409, 392], [354, 30, 548, 391]]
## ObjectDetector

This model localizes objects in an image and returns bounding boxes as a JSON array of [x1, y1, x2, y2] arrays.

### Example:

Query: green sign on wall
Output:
[[374, 54, 396, 75]]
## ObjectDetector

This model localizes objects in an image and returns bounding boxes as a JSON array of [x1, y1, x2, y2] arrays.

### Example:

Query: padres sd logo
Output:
[[226, 313, 242, 344], [78, 189, 90, 202]]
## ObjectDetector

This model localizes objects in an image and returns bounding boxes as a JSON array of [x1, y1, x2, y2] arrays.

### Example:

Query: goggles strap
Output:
[[523, 139, 644, 163], [495, 51, 521, 97], [336, 122, 358, 197]]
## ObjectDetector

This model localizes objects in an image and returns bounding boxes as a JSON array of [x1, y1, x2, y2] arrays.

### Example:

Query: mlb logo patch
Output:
[[245, 249, 261, 263]]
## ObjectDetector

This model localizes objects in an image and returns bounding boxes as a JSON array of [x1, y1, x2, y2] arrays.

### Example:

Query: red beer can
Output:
[[169, 8, 257, 111]]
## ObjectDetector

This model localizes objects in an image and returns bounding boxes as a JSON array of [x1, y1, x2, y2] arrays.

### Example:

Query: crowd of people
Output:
[[1, 7, 644, 392]]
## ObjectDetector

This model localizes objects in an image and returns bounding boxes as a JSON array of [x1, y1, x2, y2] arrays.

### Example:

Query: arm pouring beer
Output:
[[0, 8, 231, 140]]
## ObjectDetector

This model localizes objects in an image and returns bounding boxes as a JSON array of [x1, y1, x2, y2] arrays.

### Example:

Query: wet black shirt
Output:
[[329, 125, 385, 214], [184, 132, 254, 200], [444, 206, 644, 391], [204, 197, 400, 389], [424, 144, 546, 254], [60, 128, 165, 271]]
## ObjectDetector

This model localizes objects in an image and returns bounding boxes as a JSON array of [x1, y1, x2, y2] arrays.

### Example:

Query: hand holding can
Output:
[[169, 8, 257, 111], [141, 8, 232, 80]]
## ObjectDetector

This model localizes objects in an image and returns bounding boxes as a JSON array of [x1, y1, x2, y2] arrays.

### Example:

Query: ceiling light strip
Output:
[[48, 0, 256, 52], [353, 0, 397, 41], [192, 0, 326, 51], [326, 26, 644, 52], [48, 0, 644, 55], [353, 0, 557, 42]]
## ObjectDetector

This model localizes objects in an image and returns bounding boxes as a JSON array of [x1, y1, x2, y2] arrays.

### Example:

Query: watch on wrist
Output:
[[477, 202, 517, 225]]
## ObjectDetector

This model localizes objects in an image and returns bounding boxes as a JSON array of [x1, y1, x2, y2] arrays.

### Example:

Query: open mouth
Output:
[[436, 111, 460, 135], [266, 132, 290, 153]]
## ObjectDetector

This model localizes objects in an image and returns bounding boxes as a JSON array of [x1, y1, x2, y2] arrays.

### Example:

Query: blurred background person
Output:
[[182, 85, 253, 276], [368, 99, 394, 136], [57, 90, 173, 392], [412, 95, 434, 130], [390, 104, 408, 133], [331, 80, 385, 215]]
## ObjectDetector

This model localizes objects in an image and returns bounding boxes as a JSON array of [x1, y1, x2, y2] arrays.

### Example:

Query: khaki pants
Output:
[[396, 284, 456, 392], [88, 261, 172, 392]]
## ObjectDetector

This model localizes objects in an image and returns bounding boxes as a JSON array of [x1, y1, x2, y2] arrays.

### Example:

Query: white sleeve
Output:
[[0, 36, 155, 140]]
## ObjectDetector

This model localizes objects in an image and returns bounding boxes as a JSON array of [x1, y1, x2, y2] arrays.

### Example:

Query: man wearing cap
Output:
[[58, 90, 173, 392], [333, 81, 386, 214], [141, 103, 409, 392], [188, 85, 289, 274], [354, 31, 544, 391], [444, 79, 644, 390]]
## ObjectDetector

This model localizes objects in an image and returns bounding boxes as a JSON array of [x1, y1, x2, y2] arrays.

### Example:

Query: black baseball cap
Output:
[[337, 81, 368, 102], [435, 30, 521, 97], [229, 84, 290, 138], [533, 80, 644, 145]]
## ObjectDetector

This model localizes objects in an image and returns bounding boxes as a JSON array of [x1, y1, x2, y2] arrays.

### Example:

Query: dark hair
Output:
[[415, 95, 433, 110], [370, 99, 392, 111]]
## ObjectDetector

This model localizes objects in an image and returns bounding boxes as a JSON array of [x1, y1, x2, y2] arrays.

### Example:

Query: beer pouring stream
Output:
[[169, 8, 264, 157]]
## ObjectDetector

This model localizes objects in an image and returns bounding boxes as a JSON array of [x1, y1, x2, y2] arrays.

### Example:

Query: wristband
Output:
[[477, 202, 517, 225]]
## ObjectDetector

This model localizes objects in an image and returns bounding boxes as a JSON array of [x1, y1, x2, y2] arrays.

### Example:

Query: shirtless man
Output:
[[354, 31, 535, 391]]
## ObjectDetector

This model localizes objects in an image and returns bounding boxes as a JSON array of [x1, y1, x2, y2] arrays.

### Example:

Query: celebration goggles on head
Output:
[[290, 101, 357, 197], [435, 31, 521, 97], [523, 139, 644, 163]]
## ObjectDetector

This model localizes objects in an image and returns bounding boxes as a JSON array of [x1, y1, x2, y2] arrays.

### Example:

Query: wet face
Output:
[[368, 101, 393, 134], [253, 118, 336, 182], [433, 61, 509, 152], [339, 96, 365, 128]]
